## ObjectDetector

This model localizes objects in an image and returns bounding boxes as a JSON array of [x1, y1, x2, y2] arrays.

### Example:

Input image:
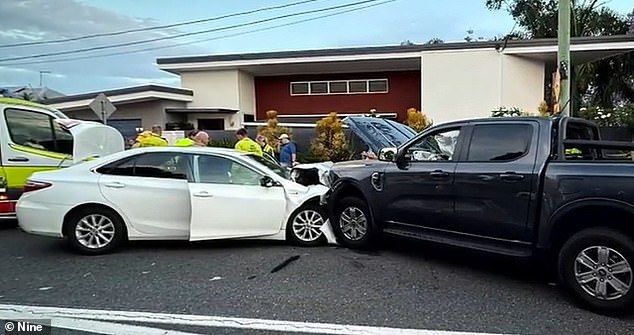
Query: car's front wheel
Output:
[[331, 197, 376, 249], [65, 207, 126, 255], [558, 227, 634, 314], [286, 203, 327, 247]]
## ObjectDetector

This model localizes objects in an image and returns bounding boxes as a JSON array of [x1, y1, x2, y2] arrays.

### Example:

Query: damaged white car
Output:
[[16, 146, 333, 255]]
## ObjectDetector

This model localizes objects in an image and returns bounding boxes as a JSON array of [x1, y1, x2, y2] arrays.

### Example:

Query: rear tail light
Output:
[[24, 180, 52, 193], [0, 201, 15, 214]]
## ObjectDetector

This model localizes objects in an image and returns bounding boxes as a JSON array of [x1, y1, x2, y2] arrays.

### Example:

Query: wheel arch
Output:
[[546, 198, 634, 253], [328, 179, 376, 224], [62, 202, 128, 239]]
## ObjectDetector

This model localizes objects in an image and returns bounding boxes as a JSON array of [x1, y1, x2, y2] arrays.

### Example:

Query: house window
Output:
[[368, 79, 388, 93], [290, 82, 309, 95], [348, 81, 368, 93], [198, 119, 224, 130], [290, 79, 389, 96], [329, 81, 347, 93]]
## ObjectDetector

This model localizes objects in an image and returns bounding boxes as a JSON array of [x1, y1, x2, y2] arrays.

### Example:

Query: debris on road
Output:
[[270, 255, 300, 273], [209, 276, 222, 281], [247, 275, 257, 280], [141, 271, 150, 275], [38, 287, 53, 291]]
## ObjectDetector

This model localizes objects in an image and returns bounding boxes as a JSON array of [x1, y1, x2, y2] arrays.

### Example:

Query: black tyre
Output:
[[286, 203, 327, 247], [331, 196, 376, 249], [558, 227, 634, 314], [65, 207, 126, 255]]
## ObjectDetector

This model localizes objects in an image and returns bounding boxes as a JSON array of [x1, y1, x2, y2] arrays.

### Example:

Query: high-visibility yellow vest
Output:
[[136, 131, 168, 147], [235, 138, 263, 157], [174, 138, 195, 147], [263, 144, 275, 156]]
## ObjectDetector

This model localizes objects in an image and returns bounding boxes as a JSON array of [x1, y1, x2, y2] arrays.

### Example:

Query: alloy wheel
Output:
[[291, 209, 325, 242], [574, 245, 633, 301], [339, 207, 367, 241], [75, 214, 116, 249]]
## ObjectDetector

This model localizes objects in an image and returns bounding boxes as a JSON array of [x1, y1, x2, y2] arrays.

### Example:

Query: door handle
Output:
[[499, 173, 524, 181], [193, 191, 214, 198], [8, 156, 29, 162], [104, 182, 125, 189], [430, 170, 450, 178]]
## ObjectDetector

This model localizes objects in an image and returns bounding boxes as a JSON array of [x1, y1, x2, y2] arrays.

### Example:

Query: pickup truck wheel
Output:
[[332, 197, 375, 249], [558, 227, 634, 314]]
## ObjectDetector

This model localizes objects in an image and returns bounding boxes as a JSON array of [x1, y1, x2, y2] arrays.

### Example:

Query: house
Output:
[[0, 86, 65, 101], [46, 35, 634, 135]]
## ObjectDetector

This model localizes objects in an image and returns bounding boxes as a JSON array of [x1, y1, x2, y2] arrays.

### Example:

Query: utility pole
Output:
[[39, 70, 51, 87], [557, 0, 571, 116]]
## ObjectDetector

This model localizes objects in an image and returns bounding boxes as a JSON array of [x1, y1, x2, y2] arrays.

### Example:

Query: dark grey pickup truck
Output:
[[324, 116, 634, 313]]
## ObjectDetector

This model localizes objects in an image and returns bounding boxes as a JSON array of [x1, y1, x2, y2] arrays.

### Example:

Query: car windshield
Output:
[[244, 153, 290, 179]]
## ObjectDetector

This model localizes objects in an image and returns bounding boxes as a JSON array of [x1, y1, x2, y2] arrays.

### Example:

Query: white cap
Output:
[[278, 133, 289, 139]]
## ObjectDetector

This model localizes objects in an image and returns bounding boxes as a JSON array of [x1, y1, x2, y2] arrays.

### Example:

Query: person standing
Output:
[[131, 125, 168, 147], [256, 134, 276, 157], [278, 133, 297, 167], [234, 128, 263, 156], [174, 129, 209, 147]]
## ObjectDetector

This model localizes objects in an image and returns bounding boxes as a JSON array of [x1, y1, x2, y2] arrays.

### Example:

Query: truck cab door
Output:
[[453, 122, 539, 242], [380, 126, 464, 230]]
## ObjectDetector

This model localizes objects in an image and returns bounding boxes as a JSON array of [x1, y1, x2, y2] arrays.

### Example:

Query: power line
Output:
[[0, 0, 323, 48], [2, 0, 395, 66], [0, 0, 384, 63]]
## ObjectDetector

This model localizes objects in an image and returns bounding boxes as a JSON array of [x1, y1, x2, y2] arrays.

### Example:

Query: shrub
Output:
[[257, 110, 292, 150], [404, 107, 431, 132], [310, 112, 352, 162], [208, 138, 234, 148], [577, 103, 634, 130], [491, 106, 527, 117]]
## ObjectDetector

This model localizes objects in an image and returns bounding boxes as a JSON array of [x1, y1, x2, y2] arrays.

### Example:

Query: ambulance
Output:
[[0, 97, 124, 221]]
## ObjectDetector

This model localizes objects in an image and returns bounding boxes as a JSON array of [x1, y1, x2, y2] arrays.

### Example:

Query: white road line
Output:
[[0, 311, 202, 335], [0, 303, 518, 335]]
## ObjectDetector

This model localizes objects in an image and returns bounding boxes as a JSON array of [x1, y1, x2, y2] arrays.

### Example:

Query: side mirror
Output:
[[378, 147, 397, 161], [260, 175, 275, 187]]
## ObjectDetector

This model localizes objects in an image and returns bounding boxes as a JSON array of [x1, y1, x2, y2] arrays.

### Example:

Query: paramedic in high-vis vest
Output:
[[174, 130, 209, 147], [132, 125, 168, 147], [234, 128, 262, 156], [256, 134, 276, 157]]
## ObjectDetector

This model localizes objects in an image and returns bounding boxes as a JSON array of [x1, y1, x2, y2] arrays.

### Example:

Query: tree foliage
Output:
[[310, 112, 351, 162], [404, 107, 431, 132], [485, 0, 634, 108], [256, 110, 291, 150]]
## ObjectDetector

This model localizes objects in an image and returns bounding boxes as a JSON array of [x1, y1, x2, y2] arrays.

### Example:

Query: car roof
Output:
[[126, 146, 249, 156]]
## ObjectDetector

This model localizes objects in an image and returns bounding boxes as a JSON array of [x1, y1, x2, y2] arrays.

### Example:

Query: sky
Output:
[[0, 0, 632, 95]]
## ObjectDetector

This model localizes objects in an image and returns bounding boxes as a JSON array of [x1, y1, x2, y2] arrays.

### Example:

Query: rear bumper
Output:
[[0, 213, 17, 222], [16, 199, 67, 238]]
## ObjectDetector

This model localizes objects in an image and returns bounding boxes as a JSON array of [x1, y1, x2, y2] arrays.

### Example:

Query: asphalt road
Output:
[[1, 225, 633, 335]]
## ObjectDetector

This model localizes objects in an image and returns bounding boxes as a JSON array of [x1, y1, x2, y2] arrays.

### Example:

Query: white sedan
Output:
[[16, 147, 331, 255]]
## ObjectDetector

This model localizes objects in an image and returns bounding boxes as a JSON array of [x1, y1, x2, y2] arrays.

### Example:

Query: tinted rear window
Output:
[[467, 124, 533, 162]]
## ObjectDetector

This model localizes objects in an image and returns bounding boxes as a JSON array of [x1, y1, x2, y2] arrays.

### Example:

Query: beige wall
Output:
[[62, 100, 187, 130], [181, 70, 240, 110], [180, 69, 256, 130], [500, 55, 544, 112], [421, 50, 544, 124]]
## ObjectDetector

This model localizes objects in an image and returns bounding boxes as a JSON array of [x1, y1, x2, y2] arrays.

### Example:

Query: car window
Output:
[[96, 153, 194, 180], [406, 128, 461, 161], [197, 154, 262, 186], [4, 108, 73, 155], [245, 153, 290, 179], [466, 124, 532, 162]]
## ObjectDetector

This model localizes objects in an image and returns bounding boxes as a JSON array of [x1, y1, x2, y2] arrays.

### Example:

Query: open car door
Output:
[[56, 119, 125, 164]]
